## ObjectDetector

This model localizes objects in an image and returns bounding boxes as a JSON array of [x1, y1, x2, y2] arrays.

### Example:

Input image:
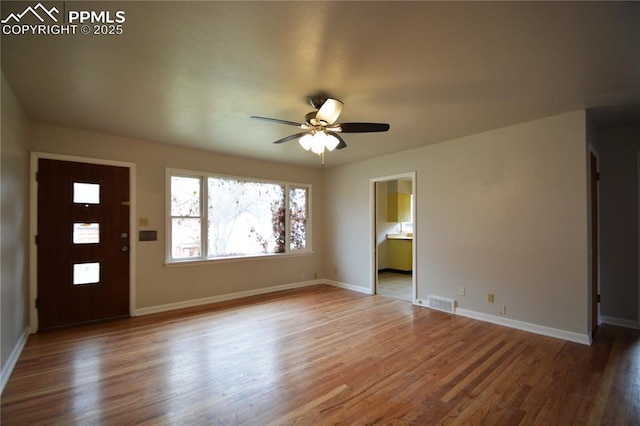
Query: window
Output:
[[73, 262, 100, 285], [289, 186, 307, 251], [167, 169, 310, 263], [73, 223, 100, 244], [73, 182, 100, 204], [170, 176, 202, 259]]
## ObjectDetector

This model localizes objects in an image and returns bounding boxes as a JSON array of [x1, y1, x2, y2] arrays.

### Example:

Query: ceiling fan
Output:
[[251, 93, 390, 162]]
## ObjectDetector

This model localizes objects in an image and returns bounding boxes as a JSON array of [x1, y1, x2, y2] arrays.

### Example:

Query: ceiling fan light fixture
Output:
[[251, 93, 389, 162], [316, 98, 344, 125], [325, 133, 340, 151], [310, 132, 327, 154], [298, 131, 340, 154], [299, 131, 340, 154], [299, 133, 314, 151]]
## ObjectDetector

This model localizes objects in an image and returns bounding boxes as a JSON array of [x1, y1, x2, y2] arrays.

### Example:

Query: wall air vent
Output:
[[427, 295, 455, 313]]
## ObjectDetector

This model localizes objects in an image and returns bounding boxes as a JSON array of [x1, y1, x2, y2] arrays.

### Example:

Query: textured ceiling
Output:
[[2, 1, 639, 168]]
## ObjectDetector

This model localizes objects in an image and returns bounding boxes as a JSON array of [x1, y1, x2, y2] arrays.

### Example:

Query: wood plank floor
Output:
[[1, 284, 639, 425]]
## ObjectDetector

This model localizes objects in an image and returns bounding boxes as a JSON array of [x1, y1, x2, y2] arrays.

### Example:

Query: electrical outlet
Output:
[[488, 293, 495, 303], [458, 287, 465, 296], [139, 217, 150, 227], [314, 272, 318, 279], [498, 304, 506, 315], [334, 268, 338, 275]]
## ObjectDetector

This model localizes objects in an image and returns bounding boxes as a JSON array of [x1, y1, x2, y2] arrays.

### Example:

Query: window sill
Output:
[[164, 250, 314, 267]]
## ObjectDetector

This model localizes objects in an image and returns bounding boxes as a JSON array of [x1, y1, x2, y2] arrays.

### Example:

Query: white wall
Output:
[[1, 73, 30, 388], [598, 124, 640, 325], [29, 123, 325, 310], [324, 111, 589, 335]]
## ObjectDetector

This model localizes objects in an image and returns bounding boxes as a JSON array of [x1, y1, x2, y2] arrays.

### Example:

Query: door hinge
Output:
[[596, 172, 600, 181], [597, 294, 601, 303], [35, 297, 39, 309], [35, 235, 40, 245]]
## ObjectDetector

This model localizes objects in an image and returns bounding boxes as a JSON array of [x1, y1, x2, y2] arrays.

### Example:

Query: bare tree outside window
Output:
[[170, 176, 201, 258], [208, 178, 285, 257], [168, 170, 310, 262], [289, 187, 307, 250]]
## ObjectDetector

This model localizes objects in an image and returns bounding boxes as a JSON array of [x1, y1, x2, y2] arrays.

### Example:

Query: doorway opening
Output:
[[371, 172, 416, 302]]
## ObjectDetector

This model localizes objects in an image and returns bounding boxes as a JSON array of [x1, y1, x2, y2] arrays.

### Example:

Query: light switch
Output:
[[139, 217, 150, 227]]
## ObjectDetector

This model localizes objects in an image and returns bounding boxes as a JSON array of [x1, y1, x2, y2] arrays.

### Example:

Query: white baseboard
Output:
[[601, 315, 640, 329], [1, 329, 29, 395], [135, 279, 324, 316], [325, 280, 373, 295], [455, 308, 592, 345], [329, 283, 591, 345]]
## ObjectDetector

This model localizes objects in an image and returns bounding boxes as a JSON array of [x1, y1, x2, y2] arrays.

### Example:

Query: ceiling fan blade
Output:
[[327, 131, 347, 150], [316, 98, 344, 125], [272, 132, 310, 144], [251, 116, 303, 127], [338, 122, 390, 133], [326, 130, 347, 149]]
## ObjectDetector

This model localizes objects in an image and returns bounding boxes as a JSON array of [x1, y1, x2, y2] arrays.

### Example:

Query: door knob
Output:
[[121, 245, 128, 252]]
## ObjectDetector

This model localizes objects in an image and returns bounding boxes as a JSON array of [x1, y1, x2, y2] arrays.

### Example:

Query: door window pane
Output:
[[73, 183, 100, 204], [73, 223, 100, 244], [74, 262, 100, 285]]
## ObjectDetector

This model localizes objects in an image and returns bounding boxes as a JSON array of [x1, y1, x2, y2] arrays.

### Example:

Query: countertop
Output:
[[387, 233, 413, 240]]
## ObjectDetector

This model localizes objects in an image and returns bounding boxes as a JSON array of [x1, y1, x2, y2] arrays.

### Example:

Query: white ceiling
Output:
[[2, 1, 639, 168]]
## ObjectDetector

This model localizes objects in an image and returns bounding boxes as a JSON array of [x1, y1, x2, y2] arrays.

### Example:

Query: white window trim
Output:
[[165, 167, 312, 265]]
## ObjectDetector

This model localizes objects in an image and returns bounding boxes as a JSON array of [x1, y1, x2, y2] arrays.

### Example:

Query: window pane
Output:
[[74, 262, 100, 285], [73, 223, 100, 244], [73, 183, 100, 204], [290, 187, 307, 250], [172, 218, 201, 258], [208, 178, 285, 257], [171, 176, 200, 217]]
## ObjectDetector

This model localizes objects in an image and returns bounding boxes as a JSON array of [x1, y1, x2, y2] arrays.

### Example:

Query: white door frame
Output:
[[637, 151, 640, 328], [370, 171, 417, 302], [29, 151, 137, 332], [588, 146, 601, 334]]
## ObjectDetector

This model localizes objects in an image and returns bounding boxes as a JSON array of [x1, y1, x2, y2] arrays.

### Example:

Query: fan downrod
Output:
[[307, 93, 331, 110]]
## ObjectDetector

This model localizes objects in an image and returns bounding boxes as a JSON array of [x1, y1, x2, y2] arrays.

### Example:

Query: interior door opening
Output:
[[372, 173, 416, 302]]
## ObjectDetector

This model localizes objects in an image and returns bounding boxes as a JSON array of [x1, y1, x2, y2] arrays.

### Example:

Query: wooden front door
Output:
[[37, 159, 130, 330]]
